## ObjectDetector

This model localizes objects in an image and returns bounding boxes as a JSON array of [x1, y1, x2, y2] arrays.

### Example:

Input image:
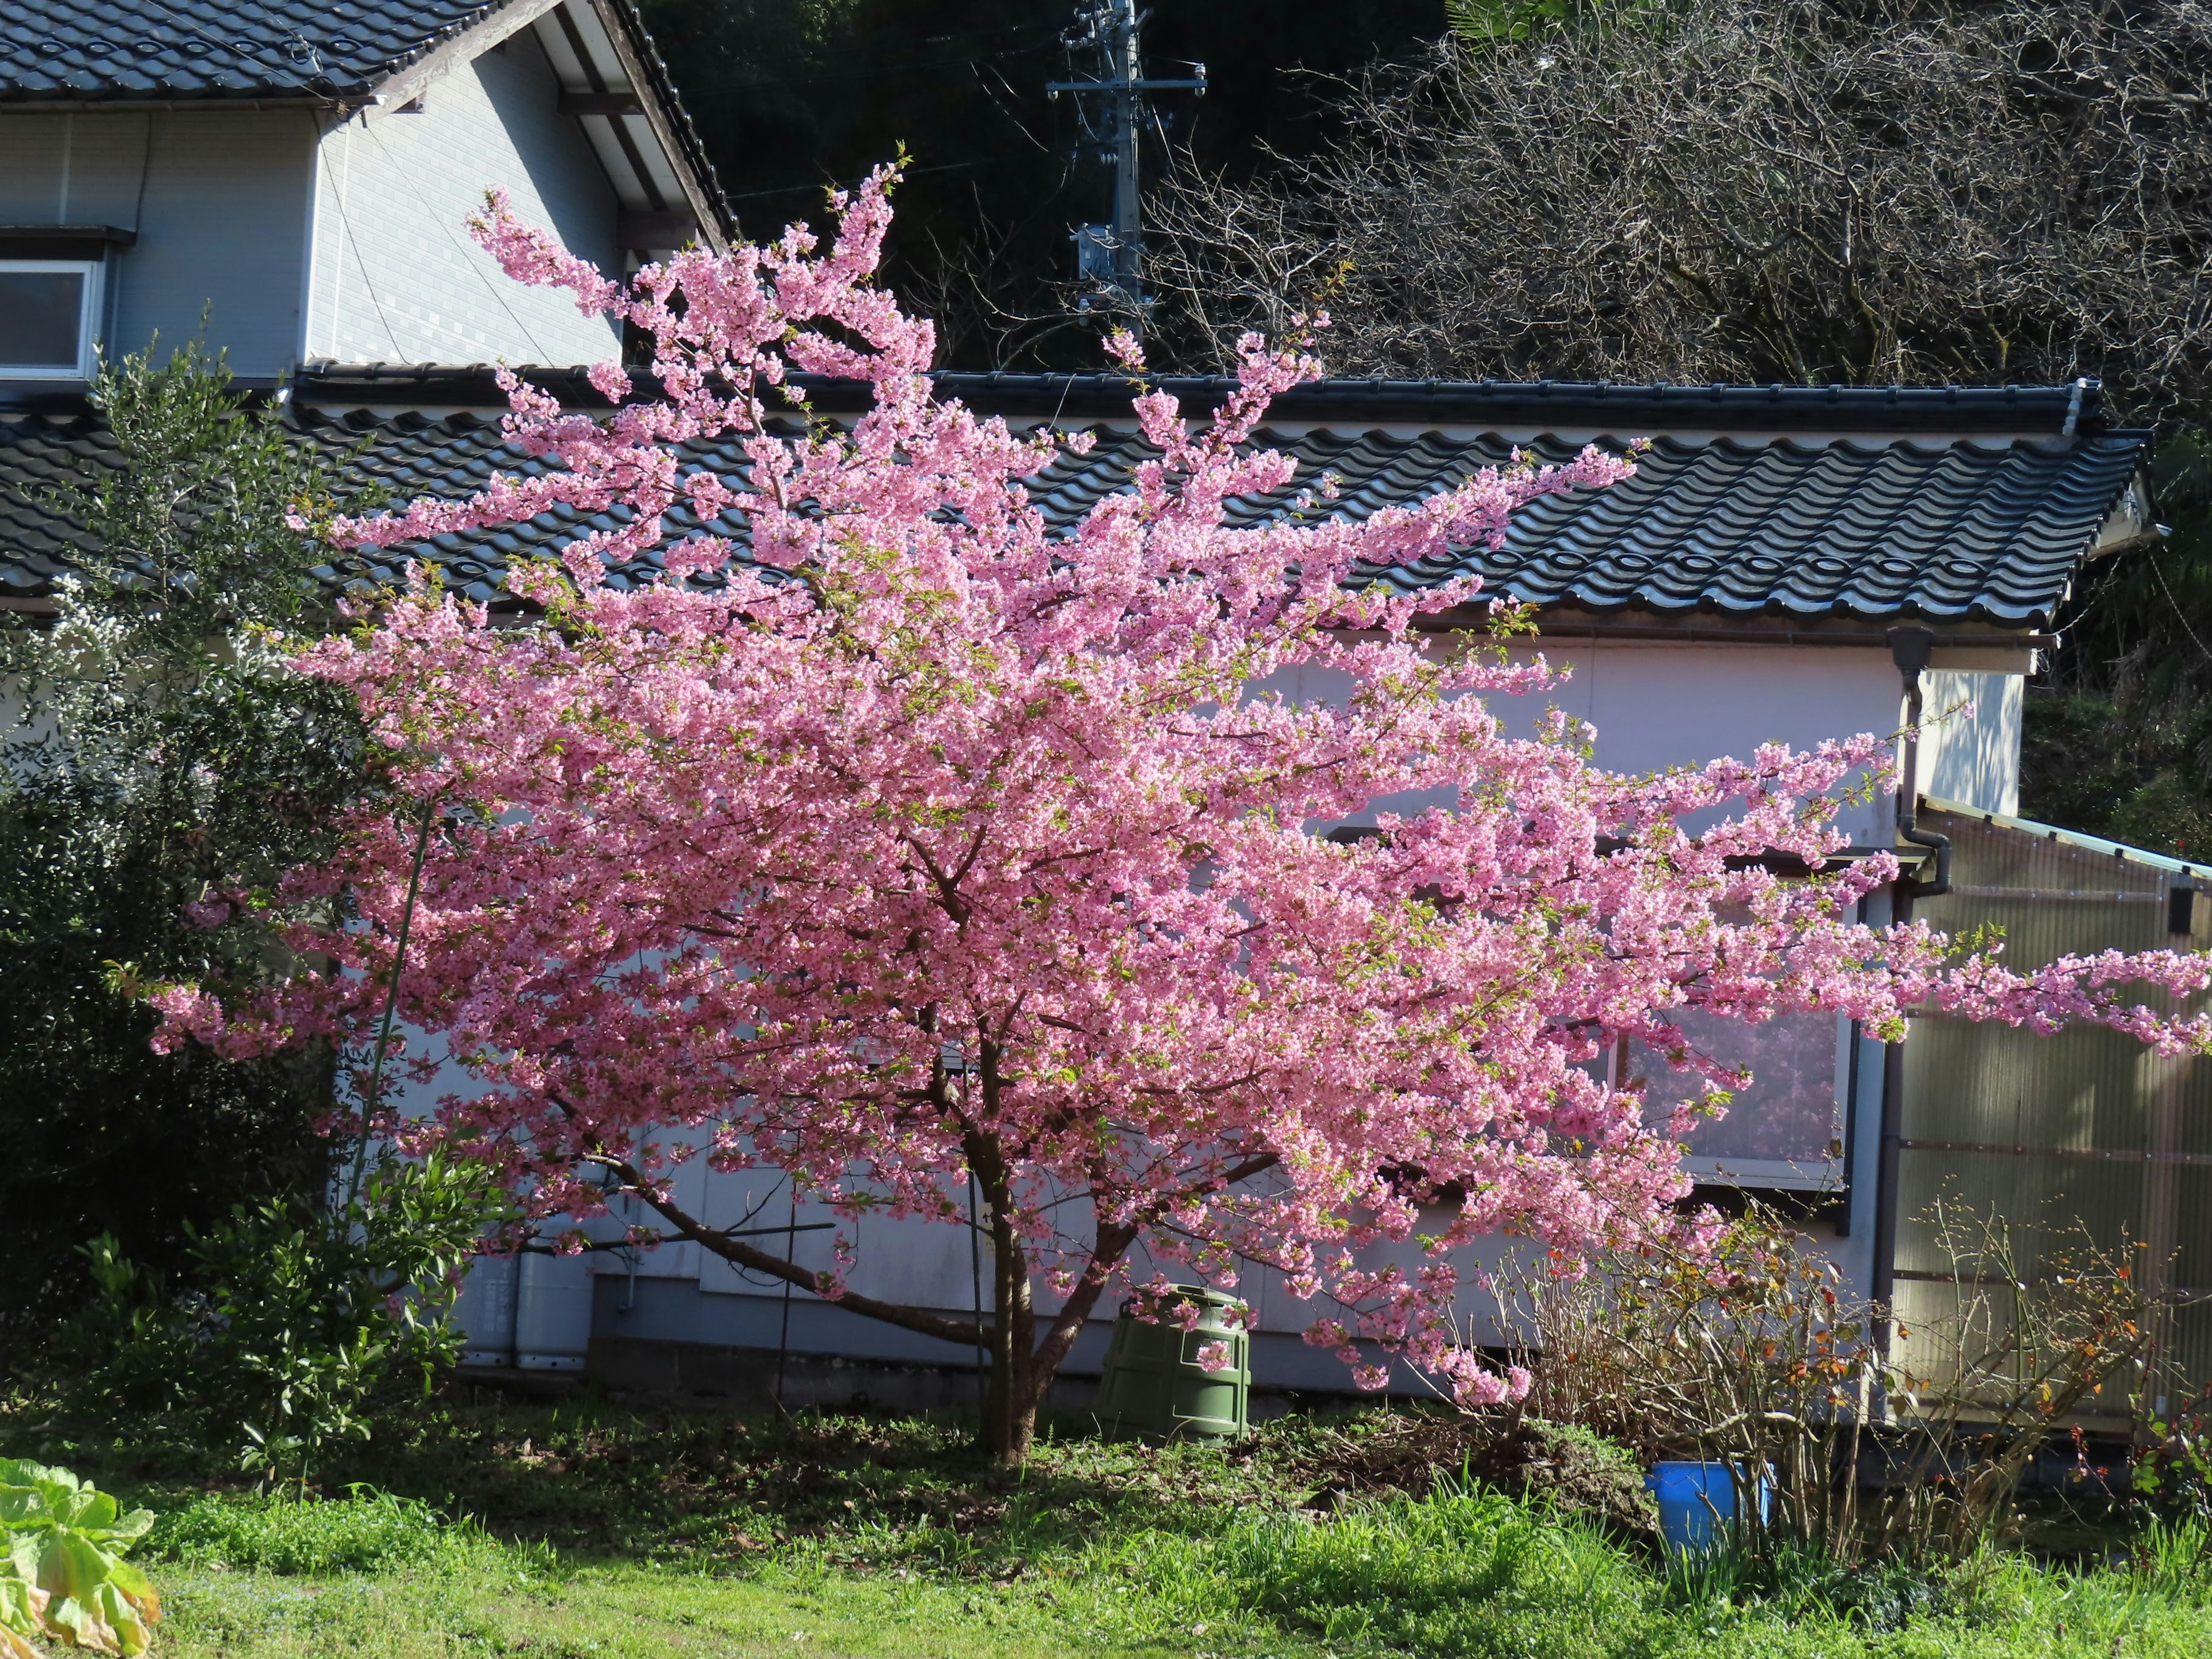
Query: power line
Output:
[[724, 161, 980, 206]]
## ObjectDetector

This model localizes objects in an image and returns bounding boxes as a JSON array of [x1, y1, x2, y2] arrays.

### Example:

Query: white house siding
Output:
[[1920, 668, 2023, 816], [0, 111, 315, 379], [1273, 639, 1918, 847], [307, 33, 622, 369]]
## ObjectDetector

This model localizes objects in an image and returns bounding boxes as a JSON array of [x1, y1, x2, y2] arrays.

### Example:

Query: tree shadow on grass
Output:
[[324, 1387, 1321, 1567]]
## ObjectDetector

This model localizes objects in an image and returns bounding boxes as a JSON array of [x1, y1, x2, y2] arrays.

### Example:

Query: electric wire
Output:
[[359, 118, 553, 365]]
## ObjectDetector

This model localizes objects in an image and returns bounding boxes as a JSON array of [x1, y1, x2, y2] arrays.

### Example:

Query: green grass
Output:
[[151, 1487, 496, 1575], [16, 1396, 2212, 1657]]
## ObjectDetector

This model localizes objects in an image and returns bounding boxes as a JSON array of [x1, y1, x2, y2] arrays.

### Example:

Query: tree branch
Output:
[[562, 1129, 990, 1349]]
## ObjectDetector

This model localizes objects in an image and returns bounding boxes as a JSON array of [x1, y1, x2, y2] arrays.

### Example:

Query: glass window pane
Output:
[[0, 270, 85, 369], [1633, 1007, 1841, 1166]]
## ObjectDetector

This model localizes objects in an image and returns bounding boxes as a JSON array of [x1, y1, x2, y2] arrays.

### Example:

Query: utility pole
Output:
[[1048, 0, 1204, 343]]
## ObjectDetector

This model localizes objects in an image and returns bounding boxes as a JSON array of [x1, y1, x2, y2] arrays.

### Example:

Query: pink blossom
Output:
[[147, 168, 2212, 1421]]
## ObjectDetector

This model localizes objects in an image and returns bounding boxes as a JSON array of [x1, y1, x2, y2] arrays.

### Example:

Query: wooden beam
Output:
[[374, 0, 569, 112], [619, 209, 700, 249], [560, 90, 646, 115], [585, 0, 730, 253]]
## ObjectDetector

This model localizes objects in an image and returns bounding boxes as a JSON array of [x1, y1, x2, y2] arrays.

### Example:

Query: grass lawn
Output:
[[22, 1395, 2212, 1658]]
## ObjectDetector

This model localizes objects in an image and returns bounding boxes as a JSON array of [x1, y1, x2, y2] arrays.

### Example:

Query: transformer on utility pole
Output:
[[1048, 0, 1204, 343]]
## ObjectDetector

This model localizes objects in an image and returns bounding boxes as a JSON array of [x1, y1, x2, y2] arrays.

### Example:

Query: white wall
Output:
[[1267, 639, 1911, 846], [1919, 669, 2022, 816], [307, 31, 622, 368], [0, 110, 317, 378]]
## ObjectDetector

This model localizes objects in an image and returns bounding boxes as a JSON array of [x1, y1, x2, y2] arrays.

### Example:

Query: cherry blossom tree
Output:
[[152, 170, 2212, 1463]]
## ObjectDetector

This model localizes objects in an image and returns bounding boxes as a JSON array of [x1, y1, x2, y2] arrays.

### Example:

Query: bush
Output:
[[0, 339, 373, 1360], [43, 1151, 509, 1486], [1661, 1539, 1955, 1633]]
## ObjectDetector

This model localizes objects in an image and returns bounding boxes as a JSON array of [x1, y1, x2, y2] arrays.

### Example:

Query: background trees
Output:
[[635, 0, 1445, 366], [1145, 0, 2212, 853], [1154, 1, 2212, 405]]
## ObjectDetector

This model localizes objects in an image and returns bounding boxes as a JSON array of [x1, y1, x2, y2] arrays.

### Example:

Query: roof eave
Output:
[[369, 0, 569, 111], [0, 89, 354, 109], [582, 0, 733, 252]]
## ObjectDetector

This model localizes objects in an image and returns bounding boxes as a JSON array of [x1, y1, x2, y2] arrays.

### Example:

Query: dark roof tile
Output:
[[0, 376, 2151, 628], [0, 0, 496, 100]]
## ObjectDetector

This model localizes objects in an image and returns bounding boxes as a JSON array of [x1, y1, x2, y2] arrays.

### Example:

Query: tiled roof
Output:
[[802, 372, 2127, 440], [0, 369, 2152, 630], [0, 1, 500, 100]]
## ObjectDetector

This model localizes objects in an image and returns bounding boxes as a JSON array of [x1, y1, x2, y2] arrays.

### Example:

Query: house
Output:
[[0, 0, 725, 406], [1, 5, 2199, 1405]]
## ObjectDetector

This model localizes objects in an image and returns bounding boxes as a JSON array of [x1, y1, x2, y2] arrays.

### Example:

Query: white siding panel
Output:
[[1271, 641, 1908, 846], [119, 113, 315, 378], [1499, 642, 1904, 845], [0, 111, 313, 378], [1920, 668, 2022, 816], [309, 32, 620, 367], [0, 116, 72, 221], [0, 112, 154, 224]]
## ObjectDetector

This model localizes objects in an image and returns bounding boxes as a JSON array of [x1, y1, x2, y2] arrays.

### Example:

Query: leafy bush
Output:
[[147, 1488, 476, 1577], [1661, 1539, 1954, 1633], [0, 338, 375, 1361], [46, 1152, 508, 1485], [0, 1459, 160, 1657], [2137, 1389, 2212, 1526]]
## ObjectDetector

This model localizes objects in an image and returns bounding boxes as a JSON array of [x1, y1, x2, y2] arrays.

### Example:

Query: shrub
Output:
[[44, 1150, 508, 1486], [1487, 1199, 2163, 1569], [0, 338, 372, 1362]]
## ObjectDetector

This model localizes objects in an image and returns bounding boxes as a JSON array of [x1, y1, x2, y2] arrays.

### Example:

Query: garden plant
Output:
[[0, 341, 372, 1362], [0, 1459, 158, 1658]]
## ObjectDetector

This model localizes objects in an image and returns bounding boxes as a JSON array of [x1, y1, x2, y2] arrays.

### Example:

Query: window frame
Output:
[[0, 257, 103, 380], [1613, 1012, 1853, 1194]]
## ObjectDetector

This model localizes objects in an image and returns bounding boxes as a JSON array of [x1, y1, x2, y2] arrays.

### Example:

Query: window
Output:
[[0, 260, 100, 379], [1627, 1010, 1850, 1190]]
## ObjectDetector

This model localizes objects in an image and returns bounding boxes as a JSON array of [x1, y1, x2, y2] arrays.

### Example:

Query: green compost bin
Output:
[[1096, 1286, 1249, 1442]]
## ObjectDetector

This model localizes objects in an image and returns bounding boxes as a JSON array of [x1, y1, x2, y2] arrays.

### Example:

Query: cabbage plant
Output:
[[0, 1460, 159, 1657]]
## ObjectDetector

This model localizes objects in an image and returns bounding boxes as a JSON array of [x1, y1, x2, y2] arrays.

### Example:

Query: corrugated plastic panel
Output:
[[1895, 805, 2212, 1395]]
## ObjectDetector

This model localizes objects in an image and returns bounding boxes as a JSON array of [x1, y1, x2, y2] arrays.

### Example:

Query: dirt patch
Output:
[[1286, 1410, 1657, 1543], [1461, 1418, 1658, 1543]]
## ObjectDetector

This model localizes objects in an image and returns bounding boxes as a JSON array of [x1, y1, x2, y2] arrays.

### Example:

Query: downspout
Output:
[[1888, 627, 1952, 902], [1871, 627, 1950, 1342]]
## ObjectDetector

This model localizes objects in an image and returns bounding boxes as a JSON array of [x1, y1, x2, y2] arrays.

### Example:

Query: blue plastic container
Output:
[[1646, 1461, 1770, 1554]]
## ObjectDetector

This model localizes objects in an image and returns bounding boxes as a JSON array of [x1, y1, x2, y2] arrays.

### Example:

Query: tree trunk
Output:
[[594, 1132, 1271, 1471], [968, 1124, 1039, 1465]]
